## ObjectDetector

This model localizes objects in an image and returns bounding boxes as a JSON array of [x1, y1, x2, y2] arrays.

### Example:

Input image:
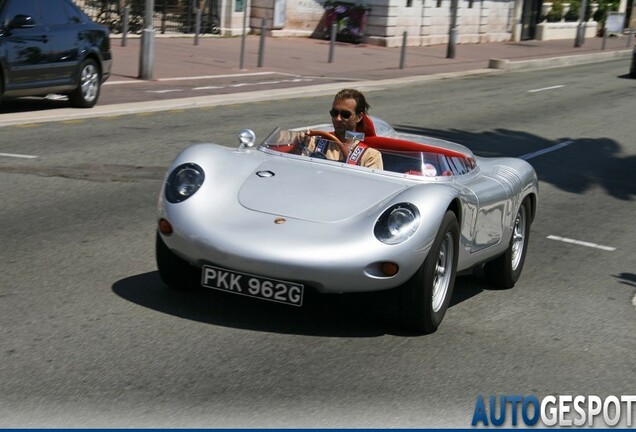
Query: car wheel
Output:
[[400, 210, 459, 334], [155, 232, 197, 290], [484, 198, 531, 289], [68, 59, 101, 108]]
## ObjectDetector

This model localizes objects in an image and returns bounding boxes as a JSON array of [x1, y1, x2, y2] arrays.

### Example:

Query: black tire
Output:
[[155, 232, 198, 290], [68, 59, 101, 108], [400, 210, 459, 334], [484, 198, 531, 289]]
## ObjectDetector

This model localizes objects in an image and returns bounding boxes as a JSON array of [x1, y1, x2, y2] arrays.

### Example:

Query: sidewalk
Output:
[[0, 34, 632, 127], [109, 34, 634, 82]]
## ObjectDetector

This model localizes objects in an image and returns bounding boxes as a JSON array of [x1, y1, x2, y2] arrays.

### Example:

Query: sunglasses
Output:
[[329, 109, 355, 119]]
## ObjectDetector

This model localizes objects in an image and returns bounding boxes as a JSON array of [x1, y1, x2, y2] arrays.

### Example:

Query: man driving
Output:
[[301, 89, 383, 170]]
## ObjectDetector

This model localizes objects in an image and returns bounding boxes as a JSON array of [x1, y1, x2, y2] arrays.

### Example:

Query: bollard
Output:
[[139, 0, 156, 80], [194, 8, 202, 45], [447, 0, 458, 58], [630, 46, 636, 78], [328, 23, 336, 63], [628, 30, 634, 48], [602, 25, 608, 50], [399, 31, 407, 69], [121, 6, 129, 47], [257, 18, 266, 67], [239, 0, 248, 70]]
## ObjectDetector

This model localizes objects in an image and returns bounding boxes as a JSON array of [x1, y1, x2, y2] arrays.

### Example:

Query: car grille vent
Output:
[[493, 165, 522, 191]]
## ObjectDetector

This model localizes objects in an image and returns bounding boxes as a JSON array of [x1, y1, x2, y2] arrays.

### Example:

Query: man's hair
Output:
[[334, 88, 370, 114]]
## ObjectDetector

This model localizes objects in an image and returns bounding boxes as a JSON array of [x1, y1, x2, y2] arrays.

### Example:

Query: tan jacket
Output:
[[302, 136, 384, 170]]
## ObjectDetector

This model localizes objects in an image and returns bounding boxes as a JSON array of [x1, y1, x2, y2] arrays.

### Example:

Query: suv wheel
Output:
[[69, 59, 101, 108]]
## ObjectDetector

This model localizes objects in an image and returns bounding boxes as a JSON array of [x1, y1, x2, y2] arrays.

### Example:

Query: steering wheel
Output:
[[307, 130, 348, 156]]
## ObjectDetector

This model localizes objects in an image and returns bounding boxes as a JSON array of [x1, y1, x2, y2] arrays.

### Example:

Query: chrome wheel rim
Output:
[[80, 64, 99, 103], [511, 205, 527, 271], [432, 232, 454, 312]]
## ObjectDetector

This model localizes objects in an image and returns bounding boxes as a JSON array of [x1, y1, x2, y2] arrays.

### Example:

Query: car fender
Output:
[[384, 182, 462, 259]]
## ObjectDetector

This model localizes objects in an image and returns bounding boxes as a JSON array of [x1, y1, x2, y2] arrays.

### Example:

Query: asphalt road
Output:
[[0, 59, 634, 427]]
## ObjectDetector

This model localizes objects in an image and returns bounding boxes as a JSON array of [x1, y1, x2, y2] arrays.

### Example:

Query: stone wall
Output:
[[534, 1, 599, 40], [258, 0, 517, 46]]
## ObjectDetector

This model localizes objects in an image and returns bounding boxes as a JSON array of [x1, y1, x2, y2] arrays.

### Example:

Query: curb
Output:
[[0, 51, 630, 127], [488, 49, 633, 70], [0, 69, 497, 128]]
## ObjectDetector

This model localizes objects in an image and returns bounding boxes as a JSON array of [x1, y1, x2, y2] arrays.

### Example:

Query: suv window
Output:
[[40, 0, 70, 26], [62, 0, 86, 24], [2, 0, 42, 25]]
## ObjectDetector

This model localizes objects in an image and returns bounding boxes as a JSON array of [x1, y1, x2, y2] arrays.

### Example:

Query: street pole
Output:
[[399, 31, 407, 69], [574, 0, 588, 47], [121, 5, 129, 47], [239, 0, 249, 70], [257, 17, 266, 67], [139, 0, 156, 79], [328, 23, 336, 63], [447, 0, 459, 58], [194, 1, 202, 46]]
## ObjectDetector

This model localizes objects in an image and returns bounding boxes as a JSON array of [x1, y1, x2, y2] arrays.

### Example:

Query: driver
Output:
[[300, 89, 383, 170]]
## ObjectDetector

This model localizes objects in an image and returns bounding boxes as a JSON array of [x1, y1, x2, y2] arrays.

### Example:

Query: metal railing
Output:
[[74, 0, 220, 35]]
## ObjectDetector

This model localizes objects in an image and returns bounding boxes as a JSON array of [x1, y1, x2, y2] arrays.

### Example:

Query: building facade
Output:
[[229, 0, 526, 46], [74, 0, 629, 46]]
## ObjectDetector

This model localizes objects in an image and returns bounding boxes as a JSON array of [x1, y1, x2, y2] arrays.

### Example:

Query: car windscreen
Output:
[[259, 127, 305, 154], [260, 128, 472, 177]]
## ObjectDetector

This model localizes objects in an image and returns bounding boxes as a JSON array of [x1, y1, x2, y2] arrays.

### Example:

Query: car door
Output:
[[450, 156, 508, 253], [0, 0, 48, 90], [38, 0, 80, 85]]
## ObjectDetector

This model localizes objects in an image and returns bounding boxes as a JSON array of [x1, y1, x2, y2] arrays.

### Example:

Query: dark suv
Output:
[[0, 0, 112, 108]]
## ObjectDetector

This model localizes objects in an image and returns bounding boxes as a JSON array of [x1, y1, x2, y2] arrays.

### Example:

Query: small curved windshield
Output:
[[260, 128, 475, 177], [260, 128, 307, 154]]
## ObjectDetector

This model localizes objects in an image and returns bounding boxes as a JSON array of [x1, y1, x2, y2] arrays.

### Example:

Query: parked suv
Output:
[[0, 0, 112, 108]]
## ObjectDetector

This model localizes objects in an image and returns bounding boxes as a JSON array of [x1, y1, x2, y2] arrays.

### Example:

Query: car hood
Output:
[[238, 158, 407, 223]]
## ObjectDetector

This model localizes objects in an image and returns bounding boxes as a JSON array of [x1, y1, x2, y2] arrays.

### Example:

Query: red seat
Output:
[[356, 114, 377, 137], [362, 135, 470, 159]]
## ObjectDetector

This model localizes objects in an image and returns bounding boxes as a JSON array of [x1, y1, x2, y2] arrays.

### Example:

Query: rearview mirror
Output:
[[9, 15, 36, 29]]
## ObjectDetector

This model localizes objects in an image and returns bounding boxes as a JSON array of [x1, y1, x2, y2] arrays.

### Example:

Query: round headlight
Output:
[[375, 203, 420, 245], [165, 163, 205, 203]]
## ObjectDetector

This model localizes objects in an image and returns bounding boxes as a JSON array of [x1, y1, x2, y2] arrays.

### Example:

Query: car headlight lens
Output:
[[374, 203, 420, 245], [165, 163, 205, 203]]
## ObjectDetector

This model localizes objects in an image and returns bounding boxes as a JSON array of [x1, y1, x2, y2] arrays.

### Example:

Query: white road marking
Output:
[[147, 89, 184, 94], [520, 140, 574, 160], [45, 94, 68, 100], [193, 85, 223, 90], [147, 77, 313, 94], [547, 235, 616, 251], [157, 72, 282, 82], [103, 80, 139, 85], [104, 72, 290, 86], [0, 152, 38, 159], [191, 78, 314, 92], [528, 85, 565, 93]]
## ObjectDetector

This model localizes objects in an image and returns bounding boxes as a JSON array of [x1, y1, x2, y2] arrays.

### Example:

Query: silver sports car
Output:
[[156, 116, 538, 334]]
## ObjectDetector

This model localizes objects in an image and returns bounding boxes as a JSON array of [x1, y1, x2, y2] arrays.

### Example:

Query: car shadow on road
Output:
[[394, 125, 636, 201], [112, 271, 489, 337], [614, 272, 636, 288]]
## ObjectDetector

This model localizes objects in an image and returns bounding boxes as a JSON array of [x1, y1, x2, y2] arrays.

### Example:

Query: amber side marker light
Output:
[[158, 218, 173, 235], [381, 262, 399, 277]]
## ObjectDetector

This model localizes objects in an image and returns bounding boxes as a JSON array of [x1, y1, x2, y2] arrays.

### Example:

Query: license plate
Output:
[[201, 265, 303, 307]]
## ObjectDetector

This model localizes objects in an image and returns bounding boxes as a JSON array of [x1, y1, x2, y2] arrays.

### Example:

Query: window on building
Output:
[[436, 0, 443, 7], [407, 0, 413, 6]]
